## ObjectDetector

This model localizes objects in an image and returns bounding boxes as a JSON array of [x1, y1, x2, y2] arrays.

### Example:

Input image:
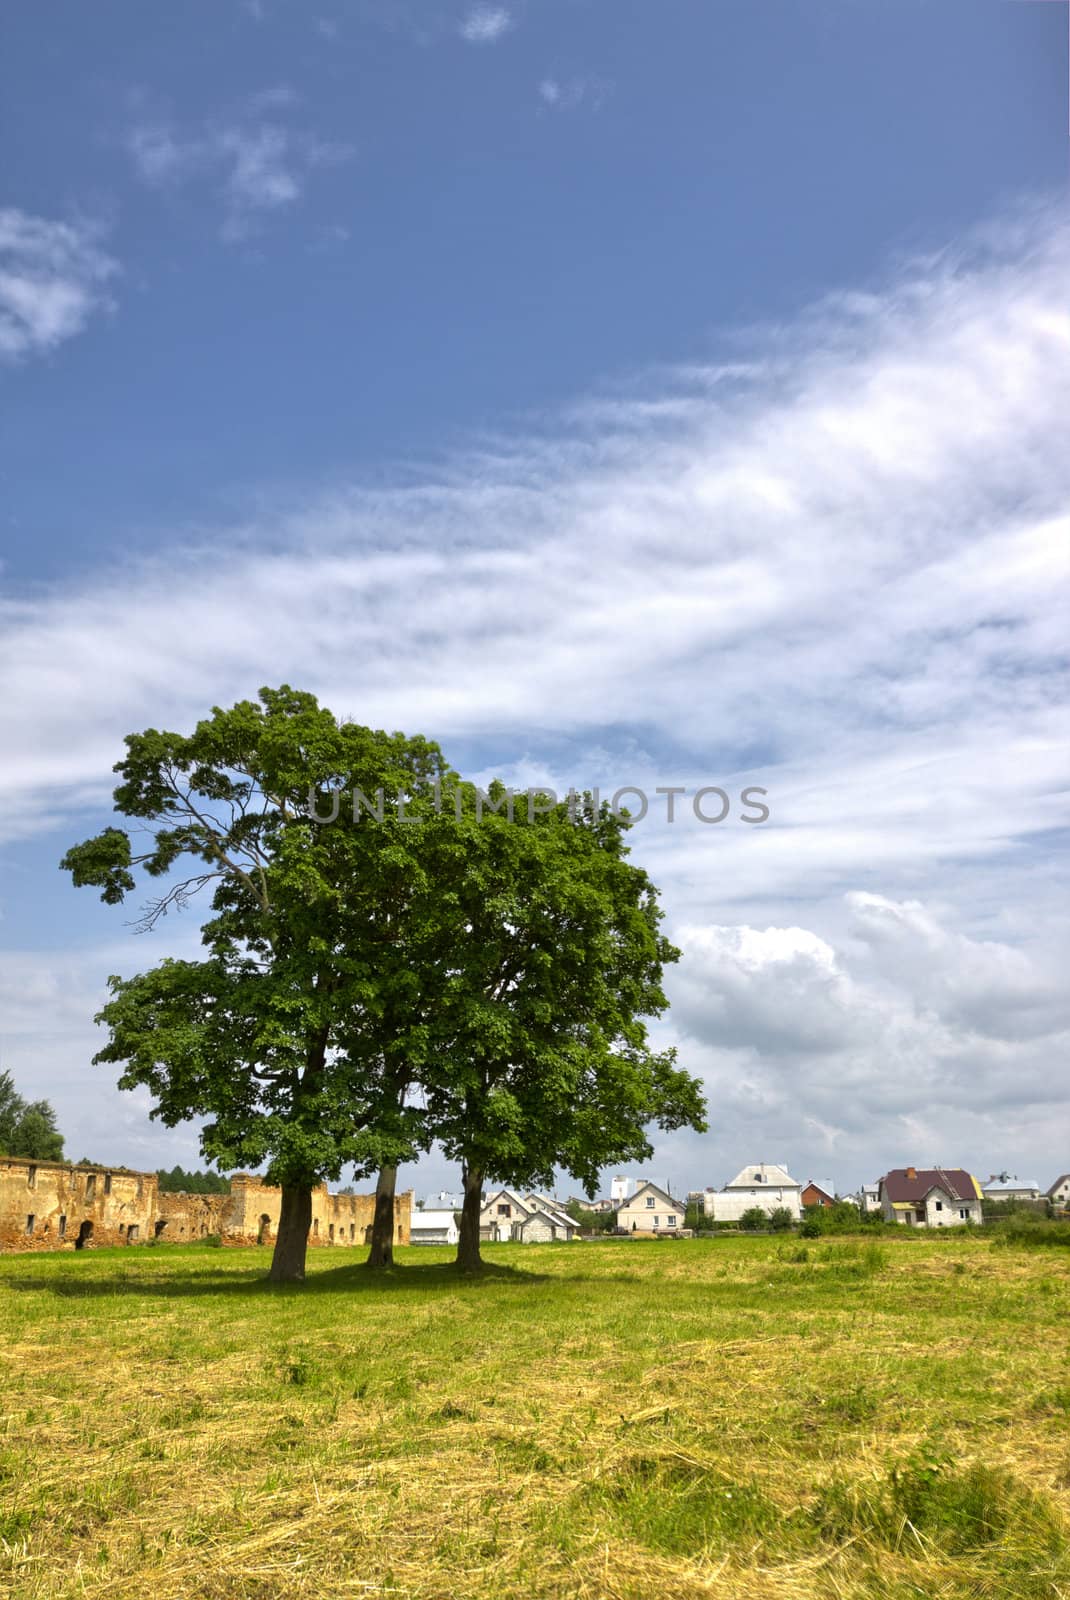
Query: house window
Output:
[[652, 1217, 659, 1227], [497, 1203, 511, 1216], [645, 1196, 655, 1208], [959, 1209, 969, 1220], [935, 1201, 943, 1211], [666, 1216, 677, 1227], [755, 1173, 764, 1182]]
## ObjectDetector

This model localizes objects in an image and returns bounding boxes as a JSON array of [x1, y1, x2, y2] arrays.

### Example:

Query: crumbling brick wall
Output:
[[0, 1158, 155, 1251], [0, 1156, 412, 1252]]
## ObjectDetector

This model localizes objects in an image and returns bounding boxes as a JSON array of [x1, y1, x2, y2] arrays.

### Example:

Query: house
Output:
[[981, 1176, 1042, 1204], [409, 1208, 460, 1246], [702, 1163, 803, 1222], [801, 1180, 836, 1209], [858, 1183, 881, 1214], [878, 1167, 983, 1227], [615, 1180, 686, 1234], [479, 1189, 576, 1242], [1047, 1175, 1070, 1212]]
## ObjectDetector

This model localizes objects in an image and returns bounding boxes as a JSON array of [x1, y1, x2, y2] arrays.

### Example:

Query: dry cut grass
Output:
[[1, 1230, 1068, 1599]]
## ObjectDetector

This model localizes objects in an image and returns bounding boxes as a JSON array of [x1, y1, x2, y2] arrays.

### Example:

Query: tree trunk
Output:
[[268, 1184, 312, 1283], [455, 1163, 484, 1274], [365, 1164, 397, 1269]]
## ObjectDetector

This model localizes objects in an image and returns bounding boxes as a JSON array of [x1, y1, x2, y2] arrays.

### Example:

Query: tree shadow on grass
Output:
[[0, 1254, 552, 1300]]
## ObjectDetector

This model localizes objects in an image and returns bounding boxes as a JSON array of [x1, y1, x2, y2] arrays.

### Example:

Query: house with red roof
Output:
[[878, 1166, 983, 1227]]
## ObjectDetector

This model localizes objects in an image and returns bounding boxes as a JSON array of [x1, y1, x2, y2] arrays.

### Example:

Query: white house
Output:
[[878, 1167, 983, 1227], [479, 1189, 576, 1242], [1048, 1174, 1070, 1211], [981, 1176, 1042, 1204], [409, 1208, 460, 1246], [701, 1163, 803, 1223], [615, 1180, 686, 1234], [858, 1183, 881, 1214]]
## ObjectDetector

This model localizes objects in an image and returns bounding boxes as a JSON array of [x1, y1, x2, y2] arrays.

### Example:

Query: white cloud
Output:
[[537, 76, 607, 112], [2, 201, 1068, 1185], [663, 896, 1070, 1189], [0, 210, 117, 364], [459, 6, 512, 43], [126, 92, 349, 240]]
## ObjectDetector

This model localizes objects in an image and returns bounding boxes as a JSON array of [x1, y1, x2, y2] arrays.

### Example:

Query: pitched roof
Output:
[[620, 1180, 684, 1211], [802, 1180, 836, 1202], [982, 1178, 1040, 1194], [1047, 1174, 1070, 1197], [880, 1168, 982, 1203], [724, 1163, 800, 1190]]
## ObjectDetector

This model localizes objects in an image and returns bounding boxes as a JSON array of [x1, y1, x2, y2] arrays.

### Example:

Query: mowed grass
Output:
[[1, 1234, 1069, 1600]]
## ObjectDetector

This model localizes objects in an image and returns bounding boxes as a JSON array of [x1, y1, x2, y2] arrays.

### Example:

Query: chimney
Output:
[[906, 1166, 917, 1181]]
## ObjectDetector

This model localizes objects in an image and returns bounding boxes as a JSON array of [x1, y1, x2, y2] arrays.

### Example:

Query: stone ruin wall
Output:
[[0, 1156, 411, 1253]]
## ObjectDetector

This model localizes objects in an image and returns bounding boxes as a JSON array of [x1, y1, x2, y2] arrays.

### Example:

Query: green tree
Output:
[[62, 686, 446, 1283], [0, 1070, 65, 1161], [414, 788, 707, 1273], [738, 1207, 768, 1231], [768, 1206, 794, 1231]]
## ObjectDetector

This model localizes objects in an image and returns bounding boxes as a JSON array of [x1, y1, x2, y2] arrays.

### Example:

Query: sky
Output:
[[1, 0, 1068, 1202]]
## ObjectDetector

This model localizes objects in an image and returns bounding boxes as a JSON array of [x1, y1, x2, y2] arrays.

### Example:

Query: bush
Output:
[[768, 1207, 794, 1231], [992, 1217, 1070, 1250], [738, 1207, 769, 1231]]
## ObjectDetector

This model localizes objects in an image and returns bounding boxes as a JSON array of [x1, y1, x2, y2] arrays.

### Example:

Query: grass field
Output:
[[1, 1233, 1068, 1600]]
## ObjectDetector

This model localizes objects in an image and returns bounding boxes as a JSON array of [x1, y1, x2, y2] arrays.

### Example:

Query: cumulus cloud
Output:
[[2, 201, 1068, 1183], [126, 90, 349, 240], [0, 210, 117, 363], [663, 896, 1070, 1189], [459, 6, 512, 43]]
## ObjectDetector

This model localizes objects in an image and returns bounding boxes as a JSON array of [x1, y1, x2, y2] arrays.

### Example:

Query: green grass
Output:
[[1, 1232, 1068, 1599]]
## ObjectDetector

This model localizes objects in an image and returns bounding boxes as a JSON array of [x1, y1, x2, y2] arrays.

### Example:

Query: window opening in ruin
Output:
[[84, 1173, 96, 1200], [104, 1173, 112, 1195], [27, 1165, 37, 1189], [25, 1214, 34, 1234], [75, 1220, 93, 1248], [127, 1224, 139, 1242], [59, 1214, 66, 1238], [154, 1219, 167, 1237], [257, 1214, 271, 1245]]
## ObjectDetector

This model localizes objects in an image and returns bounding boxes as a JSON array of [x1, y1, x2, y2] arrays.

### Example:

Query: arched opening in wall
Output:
[[25, 1214, 35, 1235], [313, 1218, 319, 1237], [349, 1223, 355, 1241], [75, 1220, 93, 1250], [364, 1224, 373, 1245], [154, 1220, 167, 1238], [328, 1223, 335, 1242], [59, 1215, 66, 1239], [127, 1225, 139, 1242], [257, 1214, 271, 1245]]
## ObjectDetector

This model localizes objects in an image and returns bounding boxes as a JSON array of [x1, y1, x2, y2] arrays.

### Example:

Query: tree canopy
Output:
[[0, 1070, 65, 1161], [63, 686, 707, 1280], [63, 685, 448, 1280]]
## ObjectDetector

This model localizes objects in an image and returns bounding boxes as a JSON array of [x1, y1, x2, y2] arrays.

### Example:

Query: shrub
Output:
[[738, 1207, 769, 1231], [768, 1206, 794, 1231]]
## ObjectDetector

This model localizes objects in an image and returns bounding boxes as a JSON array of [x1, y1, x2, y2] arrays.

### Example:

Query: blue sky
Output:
[[1, 0, 1068, 1197]]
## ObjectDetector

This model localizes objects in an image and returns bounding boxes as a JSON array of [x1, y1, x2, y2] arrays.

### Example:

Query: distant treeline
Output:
[[155, 1166, 231, 1194]]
